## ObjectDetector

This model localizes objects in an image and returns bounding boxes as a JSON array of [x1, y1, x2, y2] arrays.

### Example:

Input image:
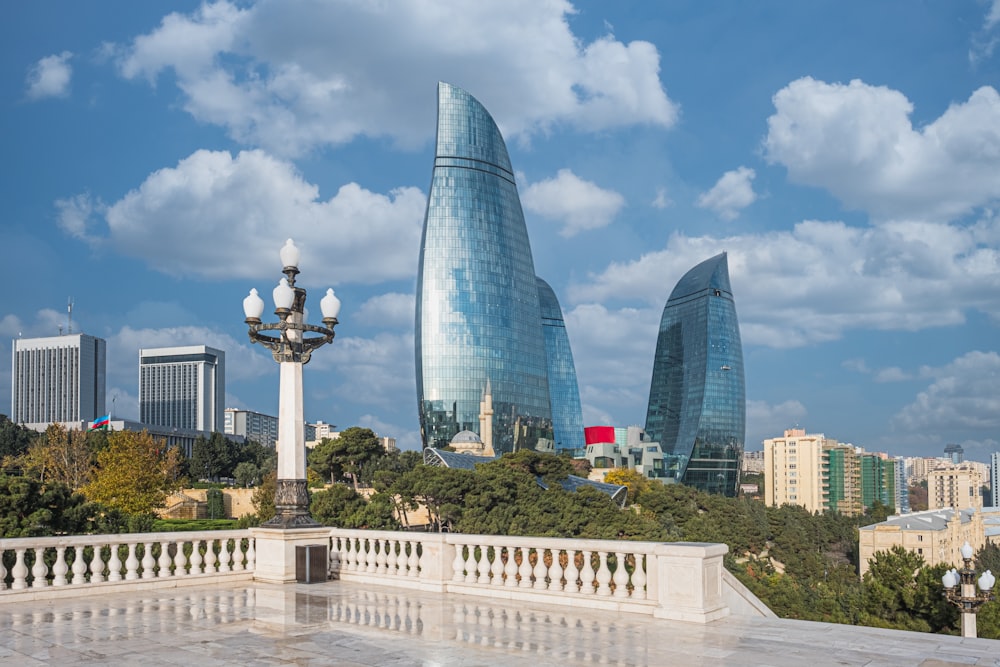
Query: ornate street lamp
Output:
[[942, 541, 995, 638], [243, 239, 341, 528]]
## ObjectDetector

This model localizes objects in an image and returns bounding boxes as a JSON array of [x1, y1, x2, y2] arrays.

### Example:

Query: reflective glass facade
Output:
[[537, 277, 585, 452], [644, 253, 745, 496], [416, 83, 552, 454]]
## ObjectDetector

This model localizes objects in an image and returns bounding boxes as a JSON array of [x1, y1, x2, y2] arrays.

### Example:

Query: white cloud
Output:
[[69, 149, 425, 285], [970, 0, 1000, 63], [651, 187, 672, 210], [355, 293, 415, 328], [25, 52, 73, 100], [695, 167, 757, 221], [745, 399, 808, 448], [569, 218, 1000, 349], [357, 414, 421, 451], [873, 367, 912, 383], [764, 78, 1000, 222], [320, 332, 415, 409], [114, 0, 678, 155], [521, 169, 625, 237], [55, 193, 104, 241], [891, 351, 1000, 440]]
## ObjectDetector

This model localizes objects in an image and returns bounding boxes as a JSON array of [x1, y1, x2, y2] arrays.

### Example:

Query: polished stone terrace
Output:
[[0, 580, 996, 667]]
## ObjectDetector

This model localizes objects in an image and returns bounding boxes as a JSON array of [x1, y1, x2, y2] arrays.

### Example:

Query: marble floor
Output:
[[0, 580, 996, 666]]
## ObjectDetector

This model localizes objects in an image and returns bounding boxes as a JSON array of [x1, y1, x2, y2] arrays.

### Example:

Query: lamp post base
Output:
[[261, 479, 320, 529]]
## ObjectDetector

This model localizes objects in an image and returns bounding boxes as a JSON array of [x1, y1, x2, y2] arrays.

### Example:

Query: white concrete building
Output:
[[11, 333, 106, 430], [139, 345, 225, 433], [225, 408, 279, 448], [990, 452, 999, 508]]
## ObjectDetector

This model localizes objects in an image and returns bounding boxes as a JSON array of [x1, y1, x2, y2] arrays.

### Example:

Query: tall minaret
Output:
[[479, 379, 495, 457]]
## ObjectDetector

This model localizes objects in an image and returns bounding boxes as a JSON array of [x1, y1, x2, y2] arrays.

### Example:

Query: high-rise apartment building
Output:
[[537, 278, 585, 453], [860, 453, 896, 511], [991, 452, 999, 508], [763, 429, 828, 512], [139, 346, 225, 433], [224, 408, 279, 448], [416, 82, 559, 454], [644, 253, 745, 496], [928, 464, 983, 511], [826, 443, 863, 516], [11, 333, 106, 429]]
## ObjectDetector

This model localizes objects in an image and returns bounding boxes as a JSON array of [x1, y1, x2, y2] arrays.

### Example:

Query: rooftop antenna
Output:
[[67, 298, 74, 335]]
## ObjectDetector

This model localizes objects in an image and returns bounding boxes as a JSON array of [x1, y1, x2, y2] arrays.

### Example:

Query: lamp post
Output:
[[942, 541, 995, 638], [243, 239, 341, 528]]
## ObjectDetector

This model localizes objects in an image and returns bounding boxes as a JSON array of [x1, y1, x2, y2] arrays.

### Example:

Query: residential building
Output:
[[858, 508, 986, 577], [741, 450, 765, 474], [991, 452, 999, 508], [825, 443, 862, 516], [416, 82, 565, 454], [644, 252, 745, 496], [139, 345, 225, 433], [763, 429, 828, 513], [893, 458, 911, 514], [224, 408, 279, 449], [11, 333, 106, 430], [860, 452, 896, 511], [537, 277, 585, 453], [928, 464, 983, 511]]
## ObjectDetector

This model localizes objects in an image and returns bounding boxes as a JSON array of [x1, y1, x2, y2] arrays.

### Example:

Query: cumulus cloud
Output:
[[695, 167, 757, 221], [745, 399, 808, 448], [357, 414, 421, 451], [114, 0, 677, 155], [320, 332, 416, 409], [521, 169, 625, 237], [874, 367, 913, 383], [891, 351, 1000, 441], [568, 219, 1000, 349], [970, 0, 1000, 63], [764, 77, 1000, 222], [25, 52, 73, 100], [64, 149, 425, 285], [355, 293, 415, 328]]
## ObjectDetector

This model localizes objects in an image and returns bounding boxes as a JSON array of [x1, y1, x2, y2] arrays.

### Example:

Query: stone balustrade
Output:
[[0, 528, 743, 622], [0, 530, 255, 601]]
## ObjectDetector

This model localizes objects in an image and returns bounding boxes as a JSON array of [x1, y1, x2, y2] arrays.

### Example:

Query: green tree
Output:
[[307, 427, 384, 489], [310, 484, 367, 526], [233, 461, 260, 488], [189, 432, 236, 482], [82, 430, 184, 515], [0, 475, 92, 536], [0, 415, 37, 460], [18, 423, 95, 489], [206, 488, 226, 519], [861, 545, 930, 631], [251, 470, 277, 523]]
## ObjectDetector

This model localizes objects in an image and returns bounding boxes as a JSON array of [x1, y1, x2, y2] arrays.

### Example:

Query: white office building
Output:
[[139, 346, 225, 432], [11, 333, 106, 430], [225, 408, 279, 449]]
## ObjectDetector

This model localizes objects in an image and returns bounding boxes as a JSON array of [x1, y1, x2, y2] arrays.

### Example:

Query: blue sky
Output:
[[3, 1, 1000, 460]]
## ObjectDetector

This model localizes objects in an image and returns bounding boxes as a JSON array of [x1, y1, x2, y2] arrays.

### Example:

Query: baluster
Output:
[[490, 545, 505, 586], [0, 549, 6, 589], [90, 544, 106, 583], [71, 546, 88, 585], [343, 538, 357, 572], [596, 551, 613, 596], [158, 541, 173, 577], [385, 539, 398, 576], [549, 549, 564, 592], [11, 548, 28, 589], [376, 539, 388, 574], [218, 539, 232, 573], [533, 548, 548, 590], [125, 543, 140, 580], [204, 540, 218, 573], [564, 549, 579, 593], [107, 544, 123, 582], [612, 552, 630, 598], [173, 540, 188, 576], [31, 548, 49, 588], [517, 548, 533, 589], [503, 546, 518, 588], [365, 539, 378, 573], [52, 547, 69, 586], [141, 542, 156, 579], [579, 550, 596, 594], [464, 545, 478, 584], [244, 538, 255, 571], [452, 544, 466, 582], [631, 553, 647, 600], [407, 540, 419, 577], [232, 539, 245, 571], [477, 544, 491, 584], [189, 540, 204, 574]]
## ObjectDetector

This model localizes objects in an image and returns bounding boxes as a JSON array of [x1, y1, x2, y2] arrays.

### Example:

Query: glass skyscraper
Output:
[[416, 82, 554, 454], [537, 277, 585, 453], [644, 252, 745, 496]]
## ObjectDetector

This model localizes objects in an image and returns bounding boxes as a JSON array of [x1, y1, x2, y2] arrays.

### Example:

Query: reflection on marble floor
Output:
[[0, 582, 997, 666]]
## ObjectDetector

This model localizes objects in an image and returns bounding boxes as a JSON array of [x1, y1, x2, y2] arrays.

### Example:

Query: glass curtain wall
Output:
[[537, 277, 585, 453]]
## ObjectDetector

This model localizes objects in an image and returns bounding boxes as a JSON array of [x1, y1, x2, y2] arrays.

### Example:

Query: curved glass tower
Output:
[[416, 82, 553, 454], [537, 277, 585, 453], [644, 252, 745, 496]]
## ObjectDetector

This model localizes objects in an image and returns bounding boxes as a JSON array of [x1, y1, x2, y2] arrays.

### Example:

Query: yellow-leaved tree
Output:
[[19, 423, 95, 489], [602, 468, 650, 506], [82, 430, 184, 515]]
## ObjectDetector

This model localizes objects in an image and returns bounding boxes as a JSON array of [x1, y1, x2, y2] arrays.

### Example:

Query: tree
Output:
[[307, 427, 384, 489], [18, 423, 95, 489], [862, 545, 930, 631], [251, 470, 277, 523], [310, 485, 367, 526], [0, 475, 91, 537], [81, 430, 184, 515], [0, 415, 37, 460], [603, 468, 650, 505], [233, 461, 260, 488], [189, 432, 236, 482]]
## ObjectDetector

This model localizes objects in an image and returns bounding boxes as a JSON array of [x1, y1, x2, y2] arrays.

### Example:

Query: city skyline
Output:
[[3, 2, 1000, 457]]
